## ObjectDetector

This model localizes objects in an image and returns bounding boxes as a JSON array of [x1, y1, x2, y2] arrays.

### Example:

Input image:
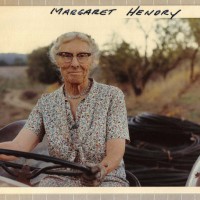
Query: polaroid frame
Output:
[[0, 0, 200, 199]]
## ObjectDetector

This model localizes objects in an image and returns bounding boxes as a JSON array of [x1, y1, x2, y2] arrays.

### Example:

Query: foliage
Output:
[[100, 41, 144, 95], [151, 19, 187, 77], [27, 46, 61, 84], [185, 19, 200, 81], [187, 19, 200, 45], [100, 19, 199, 95]]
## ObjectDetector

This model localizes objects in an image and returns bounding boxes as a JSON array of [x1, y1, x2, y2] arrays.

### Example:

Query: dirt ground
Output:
[[0, 66, 45, 128], [0, 98, 31, 128]]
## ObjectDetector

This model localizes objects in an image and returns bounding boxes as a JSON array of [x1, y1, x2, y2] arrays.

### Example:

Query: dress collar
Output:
[[60, 78, 97, 102]]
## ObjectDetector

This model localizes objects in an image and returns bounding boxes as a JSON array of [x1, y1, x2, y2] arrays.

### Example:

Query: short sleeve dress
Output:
[[24, 79, 130, 187]]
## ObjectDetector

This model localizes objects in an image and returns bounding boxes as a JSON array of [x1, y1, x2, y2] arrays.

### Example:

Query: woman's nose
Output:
[[70, 56, 80, 67]]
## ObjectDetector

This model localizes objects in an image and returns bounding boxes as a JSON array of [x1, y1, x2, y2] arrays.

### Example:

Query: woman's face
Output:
[[56, 39, 92, 85]]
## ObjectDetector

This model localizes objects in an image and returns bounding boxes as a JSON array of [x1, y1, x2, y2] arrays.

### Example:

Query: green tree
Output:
[[150, 19, 187, 78], [154, 19, 200, 82], [100, 41, 144, 95], [27, 46, 61, 84], [185, 19, 200, 81], [101, 19, 193, 95]]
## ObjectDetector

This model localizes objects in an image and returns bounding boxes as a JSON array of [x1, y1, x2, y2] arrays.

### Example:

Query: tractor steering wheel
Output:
[[0, 148, 91, 185]]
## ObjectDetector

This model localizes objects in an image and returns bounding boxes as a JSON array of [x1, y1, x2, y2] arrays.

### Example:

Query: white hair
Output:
[[49, 32, 99, 69]]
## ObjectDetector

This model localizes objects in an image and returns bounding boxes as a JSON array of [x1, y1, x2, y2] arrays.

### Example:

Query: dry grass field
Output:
[[0, 66, 46, 128], [125, 64, 200, 123]]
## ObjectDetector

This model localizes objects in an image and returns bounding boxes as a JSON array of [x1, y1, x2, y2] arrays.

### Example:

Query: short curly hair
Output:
[[49, 32, 99, 69]]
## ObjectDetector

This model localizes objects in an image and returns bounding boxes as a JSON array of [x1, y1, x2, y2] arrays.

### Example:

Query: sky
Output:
[[0, 7, 156, 54]]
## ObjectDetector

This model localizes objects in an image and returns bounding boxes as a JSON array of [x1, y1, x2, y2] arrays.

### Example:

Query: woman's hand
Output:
[[81, 163, 106, 186]]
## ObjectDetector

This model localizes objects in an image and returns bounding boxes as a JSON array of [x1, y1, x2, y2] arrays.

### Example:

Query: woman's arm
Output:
[[0, 128, 40, 161], [0, 95, 45, 161], [82, 88, 129, 186], [81, 138, 125, 186], [102, 88, 129, 174], [101, 138, 125, 174]]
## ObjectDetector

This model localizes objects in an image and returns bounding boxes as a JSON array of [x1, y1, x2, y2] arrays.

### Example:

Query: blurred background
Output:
[[1, 16, 200, 128]]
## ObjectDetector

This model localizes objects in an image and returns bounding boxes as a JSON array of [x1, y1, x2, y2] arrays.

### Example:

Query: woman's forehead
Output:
[[58, 39, 91, 52]]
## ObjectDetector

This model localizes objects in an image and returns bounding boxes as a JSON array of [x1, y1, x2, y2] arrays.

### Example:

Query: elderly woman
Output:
[[0, 32, 130, 187]]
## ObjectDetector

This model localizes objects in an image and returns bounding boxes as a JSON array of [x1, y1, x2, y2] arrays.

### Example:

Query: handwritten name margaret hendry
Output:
[[50, 6, 181, 19]]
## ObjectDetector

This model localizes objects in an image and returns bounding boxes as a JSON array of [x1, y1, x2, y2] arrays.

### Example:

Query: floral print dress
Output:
[[24, 79, 130, 187]]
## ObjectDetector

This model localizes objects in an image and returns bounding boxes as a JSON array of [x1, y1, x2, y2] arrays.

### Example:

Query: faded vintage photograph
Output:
[[0, 6, 200, 188]]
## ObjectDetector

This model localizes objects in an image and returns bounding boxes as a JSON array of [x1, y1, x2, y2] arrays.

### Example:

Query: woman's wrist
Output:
[[101, 161, 110, 175]]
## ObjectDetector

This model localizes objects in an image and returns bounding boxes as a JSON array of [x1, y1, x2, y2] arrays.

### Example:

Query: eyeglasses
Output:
[[56, 52, 92, 63]]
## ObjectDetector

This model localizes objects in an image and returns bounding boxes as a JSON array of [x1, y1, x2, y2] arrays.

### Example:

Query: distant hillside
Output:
[[0, 53, 27, 66]]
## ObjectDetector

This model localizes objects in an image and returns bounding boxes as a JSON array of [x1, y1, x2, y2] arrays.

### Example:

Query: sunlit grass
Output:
[[126, 64, 200, 117]]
